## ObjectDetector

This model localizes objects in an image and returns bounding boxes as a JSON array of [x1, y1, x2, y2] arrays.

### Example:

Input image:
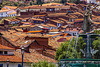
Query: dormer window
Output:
[[0, 44, 14, 55], [4, 51, 8, 54], [0, 51, 3, 54], [0, 51, 13, 55]]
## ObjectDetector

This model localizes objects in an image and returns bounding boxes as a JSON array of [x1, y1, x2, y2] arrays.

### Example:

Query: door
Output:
[[18, 64, 22, 67], [0, 64, 3, 67]]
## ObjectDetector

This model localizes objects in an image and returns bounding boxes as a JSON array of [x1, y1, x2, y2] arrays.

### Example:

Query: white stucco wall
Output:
[[87, 0, 96, 3], [0, 10, 16, 17], [0, 62, 31, 67], [0, 12, 7, 17], [8, 51, 14, 55]]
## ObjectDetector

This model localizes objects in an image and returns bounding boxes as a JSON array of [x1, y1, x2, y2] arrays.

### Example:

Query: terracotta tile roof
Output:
[[4, 19, 11, 22], [26, 34, 50, 38], [50, 19, 64, 23], [66, 28, 83, 33], [65, 3, 76, 6], [32, 15, 46, 17], [77, 4, 86, 7], [21, 22, 30, 24], [67, 14, 78, 19], [42, 3, 63, 6], [27, 30, 43, 33], [72, 12, 83, 16], [0, 10, 10, 13], [30, 6, 69, 9], [58, 18, 68, 22], [5, 19, 20, 22], [8, 12, 16, 15], [19, 25, 31, 28], [1, 8, 8, 10], [19, 5, 70, 10], [57, 36, 72, 42], [74, 18, 84, 22], [30, 25, 39, 27], [19, 5, 38, 10], [31, 18, 44, 21], [47, 33, 61, 37], [16, 17, 23, 20], [15, 29, 23, 32], [61, 25, 68, 28], [48, 36, 63, 48], [14, 49, 56, 63], [21, 18, 29, 20], [2, 31, 36, 47], [40, 24, 50, 27], [47, 24, 57, 27], [66, 22, 74, 24], [0, 44, 14, 50], [66, 36, 72, 40], [49, 29, 59, 32], [93, 16, 100, 22], [0, 55, 31, 63], [48, 13, 66, 17], [1, 31, 61, 63], [93, 22, 100, 24], [2, 6, 17, 10]]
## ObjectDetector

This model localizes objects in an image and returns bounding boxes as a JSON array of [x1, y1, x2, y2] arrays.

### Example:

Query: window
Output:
[[0, 51, 3, 55], [0, 64, 3, 67], [34, 21, 36, 23], [38, 21, 40, 23], [4, 51, 8, 54], [46, 8, 49, 11], [45, 20, 47, 22], [50, 9, 52, 11], [42, 21, 44, 23]]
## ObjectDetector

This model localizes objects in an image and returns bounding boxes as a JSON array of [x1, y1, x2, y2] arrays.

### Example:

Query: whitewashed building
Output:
[[0, 6, 17, 17], [0, 10, 16, 17], [80, 0, 96, 3], [86, 0, 96, 3]]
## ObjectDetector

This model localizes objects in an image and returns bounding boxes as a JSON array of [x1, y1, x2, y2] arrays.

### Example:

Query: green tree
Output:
[[0, 16, 16, 24], [32, 61, 57, 67], [75, 0, 80, 4], [69, 0, 80, 3], [36, 0, 43, 6], [14, 2, 18, 6], [55, 37, 86, 61], [61, 0, 67, 5], [94, 30, 100, 34], [92, 37, 100, 59], [30, 2, 33, 5], [70, 0, 74, 3]]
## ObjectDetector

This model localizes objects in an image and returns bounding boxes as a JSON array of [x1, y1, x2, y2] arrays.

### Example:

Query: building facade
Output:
[[0, 10, 16, 17], [0, 62, 31, 67], [0, 44, 32, 67], [86, 0, 96, 3]]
